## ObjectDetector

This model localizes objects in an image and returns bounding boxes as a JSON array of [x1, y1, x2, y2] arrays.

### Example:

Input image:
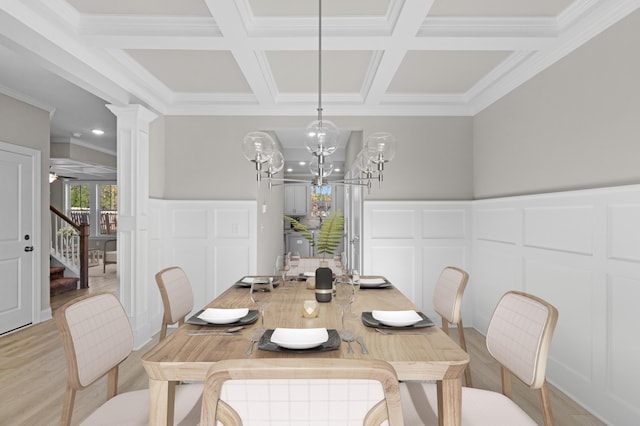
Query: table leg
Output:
[[437, 377, 462, 426], [148, 378, 176, 426]]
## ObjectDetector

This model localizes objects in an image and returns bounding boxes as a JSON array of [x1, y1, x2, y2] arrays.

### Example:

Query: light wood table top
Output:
[[142, 276, 469, 426]]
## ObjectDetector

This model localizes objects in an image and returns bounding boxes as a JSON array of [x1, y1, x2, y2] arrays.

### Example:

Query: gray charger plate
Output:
[[186, 309, 258, 326], [258, 329, 340, 353], [361, 311, 434, 329]]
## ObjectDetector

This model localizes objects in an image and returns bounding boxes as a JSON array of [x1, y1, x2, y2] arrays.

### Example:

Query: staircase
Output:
[[50, 266, 80, 297]]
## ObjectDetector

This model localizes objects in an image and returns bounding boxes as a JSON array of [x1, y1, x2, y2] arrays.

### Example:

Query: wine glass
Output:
[[275, 254, 290, 290], [346, 268, 360, 318], [333, 253, 345, 277], [289, 251, 300, 279], [250, 278, 274, 331], [334, 276, 354, 334]]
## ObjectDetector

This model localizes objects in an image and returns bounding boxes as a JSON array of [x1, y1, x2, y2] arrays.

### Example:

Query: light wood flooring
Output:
[[0, 266, 606, 425]]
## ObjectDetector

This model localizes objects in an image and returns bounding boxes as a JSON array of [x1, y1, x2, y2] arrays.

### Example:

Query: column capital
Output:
[[106, 104, 158, 125]]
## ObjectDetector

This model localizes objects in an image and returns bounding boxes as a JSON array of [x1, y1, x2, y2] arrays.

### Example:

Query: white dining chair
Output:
[[55, 292, 202, 426], [433, 266, 472, 387], [200, 358, 404, 425], [155, 266, 195, 340], [401, 290, 559, 425]]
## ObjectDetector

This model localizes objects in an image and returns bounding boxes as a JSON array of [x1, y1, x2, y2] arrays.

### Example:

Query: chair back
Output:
[[201, 358, 404, 425], [432, 266, 469, 324], [155, 266, 195, 326], [486, 291, 559, 389], [55, 292, 133, 390]]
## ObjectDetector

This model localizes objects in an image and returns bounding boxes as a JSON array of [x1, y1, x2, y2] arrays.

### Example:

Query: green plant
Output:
[[284, 209, 344, 258]]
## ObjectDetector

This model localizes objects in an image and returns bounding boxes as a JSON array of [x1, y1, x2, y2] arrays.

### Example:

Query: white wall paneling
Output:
[[148, 199, 257, 335], [363, 201, 472, 324], [472, 185, 640, 426]]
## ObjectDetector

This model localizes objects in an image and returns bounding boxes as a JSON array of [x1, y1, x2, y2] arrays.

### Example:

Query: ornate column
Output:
[[106, 104, 157, 346]]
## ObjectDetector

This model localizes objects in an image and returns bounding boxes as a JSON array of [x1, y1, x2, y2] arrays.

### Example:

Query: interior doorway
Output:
[[0, 141, 38, 335]]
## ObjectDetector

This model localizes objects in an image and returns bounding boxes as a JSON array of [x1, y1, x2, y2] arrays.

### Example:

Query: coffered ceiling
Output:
[[1, 0, 638, 178]]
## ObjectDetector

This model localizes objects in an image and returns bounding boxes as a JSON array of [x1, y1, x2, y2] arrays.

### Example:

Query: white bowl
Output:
[[197, 308, 249, 324], [372, 310, 422, 327], [271, 328, 328, 349]]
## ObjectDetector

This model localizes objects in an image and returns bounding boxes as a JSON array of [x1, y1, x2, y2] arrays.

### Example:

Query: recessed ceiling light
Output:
[[286, 168, 293, 172], [92, 129, 105, 135], [298, 161, 305, 166], [72, 132, 82, 137]]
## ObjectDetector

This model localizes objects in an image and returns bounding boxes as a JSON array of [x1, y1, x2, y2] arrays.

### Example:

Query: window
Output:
[[99, 184, 118, 235], [310, 185, 332, 218], [66, 181, 118, 237]]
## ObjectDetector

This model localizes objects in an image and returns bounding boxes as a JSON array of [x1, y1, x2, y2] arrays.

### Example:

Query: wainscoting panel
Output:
[[608, 204, 640, 262], [472, 185, 640, 426], [608, 273, 640, 410], [364, 202, 472, 321], [148, 199, 257, 326], [475, 207, 518, 244], [523, 205, 595, 255]]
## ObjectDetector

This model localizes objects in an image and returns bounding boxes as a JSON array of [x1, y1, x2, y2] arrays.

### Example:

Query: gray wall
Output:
[[151, 115, 474, 269], [0, 92, 50, 312], [473, 9, 640, 199], [155, 115, 474, 200]]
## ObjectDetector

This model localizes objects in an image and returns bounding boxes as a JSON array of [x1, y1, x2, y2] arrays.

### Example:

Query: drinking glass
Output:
[[289, 251, 300, 278], [250, 278, 274, 331], [346, 268, 360, 317], [334, 277, 354, 333], [275, 254, 290, 290], [333, 253, 345, 277]]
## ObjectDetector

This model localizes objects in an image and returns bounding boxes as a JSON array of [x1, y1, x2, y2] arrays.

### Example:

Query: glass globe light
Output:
[[355, 149, 374, 173], [242, 131, 276, 163], [304, 119, 339, 156], [365, 132, 397, 164], [267, 150, 285, 174], [309, 155, 334, 177]]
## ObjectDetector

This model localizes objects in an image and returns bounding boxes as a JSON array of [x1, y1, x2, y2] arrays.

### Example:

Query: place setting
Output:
[[361, 309, 435, 335], [358, 276, 393, 289], [234, 276, 280, 288]]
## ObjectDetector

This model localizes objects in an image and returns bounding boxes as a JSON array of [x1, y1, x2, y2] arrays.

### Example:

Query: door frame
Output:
[[0, 140, 41, 331]]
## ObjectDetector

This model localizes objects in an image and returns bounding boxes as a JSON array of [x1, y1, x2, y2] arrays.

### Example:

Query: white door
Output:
[[0, 142, 35, 335]]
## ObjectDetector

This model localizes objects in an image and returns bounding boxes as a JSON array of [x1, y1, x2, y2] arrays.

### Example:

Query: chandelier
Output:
[[241, 0, 396, 190]]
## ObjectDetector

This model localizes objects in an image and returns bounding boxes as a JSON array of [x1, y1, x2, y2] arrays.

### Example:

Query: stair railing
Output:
[[50, 205, 89, 289]]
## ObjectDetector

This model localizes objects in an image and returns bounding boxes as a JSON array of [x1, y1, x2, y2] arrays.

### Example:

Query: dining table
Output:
[[141, 275, 469, 426]]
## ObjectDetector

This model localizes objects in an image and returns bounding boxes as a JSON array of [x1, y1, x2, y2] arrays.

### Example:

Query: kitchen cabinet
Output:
[[284, 184, 308, 215], [286, 232, 312, 257]]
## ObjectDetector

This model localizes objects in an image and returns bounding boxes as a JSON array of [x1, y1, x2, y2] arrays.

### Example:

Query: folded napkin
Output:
[[303, 271, 315, 277]]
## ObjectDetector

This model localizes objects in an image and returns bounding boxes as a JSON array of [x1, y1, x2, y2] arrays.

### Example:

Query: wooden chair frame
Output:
[[201, 358, 404, 425], [155, 266, 195, 340], [433, 266, 472, 387]]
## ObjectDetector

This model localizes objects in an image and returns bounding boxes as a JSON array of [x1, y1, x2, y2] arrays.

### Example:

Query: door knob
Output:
[[24, 246, 34, 252]]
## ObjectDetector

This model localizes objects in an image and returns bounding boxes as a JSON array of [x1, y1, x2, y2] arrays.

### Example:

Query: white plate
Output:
[[360, 278, 386, 285], [372, 310, 422, 327], [303, 272, 315, 277], [271, 328, 329, 349], [197, 308, 249, 324]]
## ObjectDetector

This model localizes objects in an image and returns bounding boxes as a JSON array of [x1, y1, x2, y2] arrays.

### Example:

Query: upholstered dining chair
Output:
[[433, 266, 472, 386], [200, 358, 404, 425], [155, 266, 195, 340], [54, 292, 202, 426], [102, 238, 117, 272], [401, 291, 559, 426]]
